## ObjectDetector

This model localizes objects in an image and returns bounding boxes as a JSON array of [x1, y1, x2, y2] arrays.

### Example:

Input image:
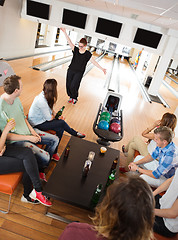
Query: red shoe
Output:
[[77, 132, 85, 138], [119, 166, 128, 173], [72, 99, 77, 105], [39, 172, 48, 182], [52, 153, 60, 161], [29, 189, 52, 207], [68, 98, 73, 103]]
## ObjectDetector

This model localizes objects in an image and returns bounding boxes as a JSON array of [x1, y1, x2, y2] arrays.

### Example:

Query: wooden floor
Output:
[[0, 52, 178, 239]]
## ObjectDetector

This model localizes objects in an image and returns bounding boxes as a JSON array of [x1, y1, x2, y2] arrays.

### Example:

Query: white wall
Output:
[[0, 0, 38, 59], [1, 0, 178, 60]]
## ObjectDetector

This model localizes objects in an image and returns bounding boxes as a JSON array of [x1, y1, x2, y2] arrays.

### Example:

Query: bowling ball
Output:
[[98, 120, 109, 130], [99, 115, 110, 123], [100, 111, 111, 119], [109, 122, 121, 134], [110, 117, 120, 125]]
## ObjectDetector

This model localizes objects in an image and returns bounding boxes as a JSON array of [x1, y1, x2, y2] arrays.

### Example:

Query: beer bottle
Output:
[[64, 144, 70, 159], [110, 156, 119, 172], [106, 169, 116, 187], [82, 163, 90, 177], [55, 106, 65, 119], [90, 184, 103, 208]]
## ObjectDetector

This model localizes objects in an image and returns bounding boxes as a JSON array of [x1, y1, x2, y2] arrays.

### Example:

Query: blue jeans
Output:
[[12, 129, 59, 170], [35, 119, 77, 150]]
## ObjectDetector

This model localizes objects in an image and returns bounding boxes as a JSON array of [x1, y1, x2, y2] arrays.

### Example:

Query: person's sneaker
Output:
[[52, 153, 60, 161], [68, 98, 73, 103], [119, 166, 128, 173], [21, 195, 39, 204], [77, 132, 86, 138], [39, 172, 48, 182], [29, 189, 52, 207], [122, 145, 128, 157], [72, 99, 77, 105]]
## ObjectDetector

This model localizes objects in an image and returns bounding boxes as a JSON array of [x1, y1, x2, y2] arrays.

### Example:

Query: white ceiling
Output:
[[58, 0, 178, 30]]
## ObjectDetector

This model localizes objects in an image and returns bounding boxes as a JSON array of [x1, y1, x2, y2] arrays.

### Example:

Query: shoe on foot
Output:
[[29, 189, 52, 207], [119, 166, 128, 173], [68, 98, 73, 103], [21, 195, 39, 204], [122, 145, 126, 153], [72, 99, 77, 105], [39, 172, 48, 182], [52, 153, 60, 161], [77, 132, 85, 138], [122, 145, 128, 157]]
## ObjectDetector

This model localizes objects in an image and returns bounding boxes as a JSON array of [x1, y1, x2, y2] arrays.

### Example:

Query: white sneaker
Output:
[[21, 195, 39, 204]]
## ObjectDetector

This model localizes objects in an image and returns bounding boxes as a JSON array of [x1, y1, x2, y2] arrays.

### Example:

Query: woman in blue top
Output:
[[28, 79, 85, 161]]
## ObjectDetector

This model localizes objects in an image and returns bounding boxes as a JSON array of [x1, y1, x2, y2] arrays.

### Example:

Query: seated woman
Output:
[[28, 79, 85, 161], [58, 176, 155, 240], [122, 112, 177, 165], [0, 119, 51, 206], [153, 168, 178, 238]]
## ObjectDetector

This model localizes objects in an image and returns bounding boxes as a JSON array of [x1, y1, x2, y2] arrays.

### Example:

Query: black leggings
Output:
[[35, 119, 77, 153], [0, 145, 42, 197], [154, 195, 177, 238], [66, 68, 83, 100]]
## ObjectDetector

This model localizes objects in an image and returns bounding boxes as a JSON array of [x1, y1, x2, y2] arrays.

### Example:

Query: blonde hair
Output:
[[92, 177, 154, 240]]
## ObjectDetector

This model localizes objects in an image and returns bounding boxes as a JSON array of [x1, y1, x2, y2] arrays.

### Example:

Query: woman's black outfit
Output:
[[66, 46, 92, 100]]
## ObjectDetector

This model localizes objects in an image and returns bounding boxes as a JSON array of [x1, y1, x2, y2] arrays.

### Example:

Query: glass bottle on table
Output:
[[82, 163, 90, 177], [106, 169, 116, 188], [64, 144, 70, 159], [82, 158, 92, 177], [90, 184, 103, 208], [110, 156, 119, 173], [55, 106, 65, 119]]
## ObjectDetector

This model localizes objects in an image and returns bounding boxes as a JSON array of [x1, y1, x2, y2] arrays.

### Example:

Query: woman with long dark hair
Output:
[[28, 79, 85, 161]]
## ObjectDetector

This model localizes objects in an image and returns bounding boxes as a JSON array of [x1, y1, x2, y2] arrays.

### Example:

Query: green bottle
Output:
[[90, 184, 103, 208], [55, 106, 65, 119], [106, 169, 116, 187]]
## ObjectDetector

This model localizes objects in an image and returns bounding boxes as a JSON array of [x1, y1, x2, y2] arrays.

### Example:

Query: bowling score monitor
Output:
[[95, 18, 122, 38], [62, 9, 87, 29], [133, 28, 162, 49], [26, 0, 50, 20]]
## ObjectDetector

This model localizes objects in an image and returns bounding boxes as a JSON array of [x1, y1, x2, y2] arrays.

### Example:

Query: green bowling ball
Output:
[[100, 111, 111, 119], [99, 115, 110, 123]]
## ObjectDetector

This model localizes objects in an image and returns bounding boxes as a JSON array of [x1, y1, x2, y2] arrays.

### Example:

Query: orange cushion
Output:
[[0, 172, 23, 195], [154, 233, 178, 240], [134, 150, 140, 158], [46, 130, 56, 135]]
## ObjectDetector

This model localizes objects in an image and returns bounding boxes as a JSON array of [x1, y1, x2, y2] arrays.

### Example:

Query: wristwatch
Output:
[[136, 167, 140, 173]]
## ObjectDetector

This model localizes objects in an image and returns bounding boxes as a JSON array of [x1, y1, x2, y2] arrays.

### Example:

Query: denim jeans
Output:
[[12, 128, 59, 170]]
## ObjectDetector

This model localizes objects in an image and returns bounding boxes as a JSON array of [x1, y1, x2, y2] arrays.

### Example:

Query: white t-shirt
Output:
[[147, 140, 157, 155], [160, 168, 178, 232]]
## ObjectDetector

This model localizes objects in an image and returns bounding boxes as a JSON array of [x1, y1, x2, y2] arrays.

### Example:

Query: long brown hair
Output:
[[43, 79, 57, 109], [160, 112, 177, 131], [92, 177, 154, 240]]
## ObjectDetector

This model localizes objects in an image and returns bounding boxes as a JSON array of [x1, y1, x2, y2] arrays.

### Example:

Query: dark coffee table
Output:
[[43, 136, 120, 222]]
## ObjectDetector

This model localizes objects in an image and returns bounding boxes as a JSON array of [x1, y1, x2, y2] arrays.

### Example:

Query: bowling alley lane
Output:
[[2, 51, 177, 148]]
